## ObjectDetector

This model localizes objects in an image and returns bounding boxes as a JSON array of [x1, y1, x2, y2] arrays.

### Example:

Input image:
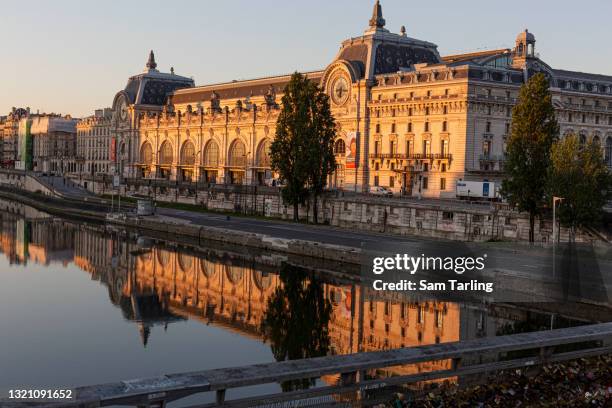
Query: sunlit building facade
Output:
[[108, 1, 612, 198], [76, 108, 114, 176]]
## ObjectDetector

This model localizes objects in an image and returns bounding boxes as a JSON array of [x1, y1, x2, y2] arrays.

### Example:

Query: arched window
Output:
[[334, 139, 346, 155], [178, 253, 194, 273], [180, 140, 196, 165], [159, 141, 173, 165], [593, 135, 601, 146], [203, 141, 219, 167], [140, 142, 153, 165], [226, 265, 243, 284], [256, 139, 271, 167], [229, 140, 246, 167]]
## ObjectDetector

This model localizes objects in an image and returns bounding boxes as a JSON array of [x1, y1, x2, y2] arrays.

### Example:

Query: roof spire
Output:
[[146, 50, 157, 70], [369, 0, 386, 29]]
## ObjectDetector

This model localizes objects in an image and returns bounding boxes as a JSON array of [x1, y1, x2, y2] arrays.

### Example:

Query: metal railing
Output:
[[5, 322, 611, 408]]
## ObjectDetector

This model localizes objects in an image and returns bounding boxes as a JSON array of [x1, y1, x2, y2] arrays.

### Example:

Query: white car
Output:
[[370, 186, 393, 197]]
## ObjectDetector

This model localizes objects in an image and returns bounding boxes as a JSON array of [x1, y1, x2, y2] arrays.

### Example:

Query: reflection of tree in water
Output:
[[261, 263, 332, 391]]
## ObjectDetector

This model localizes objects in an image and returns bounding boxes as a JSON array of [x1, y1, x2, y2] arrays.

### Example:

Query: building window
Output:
[[374, 140, 380, 155], [441, 139, 449, 156], [389, 140, 396, 154], [506, 106, 511, 117], [424, 122, 430, 132], [406, 140, 412, 156], [596, 115, 600, 124], [407, 122, 413, 132], [568, 113, 573, 122], [443, 106, 448, 114], [423, 140, 430, 155], [389, 176, 394, 187], [435, 310, 443, 328], [374, 175, 379, 186], [486, 121, 492, 133], [422, 176, 428, 189], [582, 114, 586, 123], [442, 121, 447, 132], [443, 211, 454, 220], [441, 163, 447, 172], [505, 122, 510, 134], [408, 107, 413, 116], [391, 123, 396, 133], [334, 139, 346, 155], [483, 140, 492, 157], [375, 123, 380, 133], [425, 107, 430, 115], [440, 177, 446, 190]]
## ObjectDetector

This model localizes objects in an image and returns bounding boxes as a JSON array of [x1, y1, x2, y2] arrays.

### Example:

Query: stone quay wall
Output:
[[70, 174, 599, 243]]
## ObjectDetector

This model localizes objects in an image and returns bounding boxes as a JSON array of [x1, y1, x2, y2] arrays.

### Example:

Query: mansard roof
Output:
[[123, 51, 194, 106], [552, 69, 612, 83], [171, 71, 324, 105], [333, 2, 441, 80]]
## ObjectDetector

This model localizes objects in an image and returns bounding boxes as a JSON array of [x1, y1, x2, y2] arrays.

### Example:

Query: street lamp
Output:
[[552, 196, 565, 244]]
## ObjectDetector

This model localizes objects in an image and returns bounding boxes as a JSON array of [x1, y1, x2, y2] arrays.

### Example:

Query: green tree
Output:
[[261, 263, 332, 391], [271, 72, 313, 221], [271, 72, 337, 222], [501, 73, 559, 242], [548, 134, 611, 240], [305, 89, 337, 224]]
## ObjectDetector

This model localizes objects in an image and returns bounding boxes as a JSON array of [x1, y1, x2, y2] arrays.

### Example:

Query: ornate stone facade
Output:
[[1, 107, 30, 168], [76, 108, 113, 176], [111, 2, 612, 198]]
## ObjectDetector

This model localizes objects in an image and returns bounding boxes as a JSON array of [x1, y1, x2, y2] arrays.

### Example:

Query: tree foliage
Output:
[[261, 263, 331, 391], [548, 134, 611, 235], [305, 88, 337, 223], [501, 73, 559, 242], [270, 72, 336, 222]]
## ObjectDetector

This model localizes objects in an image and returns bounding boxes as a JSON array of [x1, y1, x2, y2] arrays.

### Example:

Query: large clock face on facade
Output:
[[118, 97, 129, 124], [331, 76, 350, 106]]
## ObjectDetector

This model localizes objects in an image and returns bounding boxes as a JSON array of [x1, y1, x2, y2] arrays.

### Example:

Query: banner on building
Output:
[[346, 132, 357, 169], [17, 119, 33, 171], [110, 137, 116, 162]]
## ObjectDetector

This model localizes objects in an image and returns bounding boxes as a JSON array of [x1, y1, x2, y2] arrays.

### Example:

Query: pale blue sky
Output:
[[1, 0, 611, 117]]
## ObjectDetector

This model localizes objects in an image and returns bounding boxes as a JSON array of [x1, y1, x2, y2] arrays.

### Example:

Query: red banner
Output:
[[110, 137, 116, 162]]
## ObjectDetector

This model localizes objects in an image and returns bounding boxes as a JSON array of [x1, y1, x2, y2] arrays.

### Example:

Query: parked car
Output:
[[370, 186, 393, 197]]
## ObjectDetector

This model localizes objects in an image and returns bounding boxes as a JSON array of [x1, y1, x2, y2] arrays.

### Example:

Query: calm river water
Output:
[[0, 199, 607, 405]]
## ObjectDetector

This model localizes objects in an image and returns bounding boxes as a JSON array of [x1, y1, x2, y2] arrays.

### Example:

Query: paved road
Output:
[[157, 207, 423, 248], [36, 175, 94, 199]]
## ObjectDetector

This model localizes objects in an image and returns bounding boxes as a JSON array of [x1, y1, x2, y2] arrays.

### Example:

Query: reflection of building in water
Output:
[[73, 227, 183, 347], [0, 209, 75, 266], [0, 211, 19, 264], [0, 210, 520, 383], [125, 245, 464, 380], [28, 220, 74, 266]]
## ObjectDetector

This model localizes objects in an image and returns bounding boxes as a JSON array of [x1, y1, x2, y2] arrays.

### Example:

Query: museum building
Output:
[[110, 1, 612, 198]]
